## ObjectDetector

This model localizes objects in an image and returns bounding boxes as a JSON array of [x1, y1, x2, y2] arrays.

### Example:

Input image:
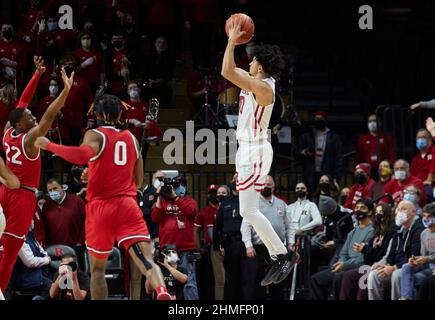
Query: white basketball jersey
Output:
[[236, 77, 275, 142]]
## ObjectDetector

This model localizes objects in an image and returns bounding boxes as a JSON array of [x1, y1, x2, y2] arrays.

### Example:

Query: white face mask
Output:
[[395, 211, 408, 226], [128, 89, 140, 99], [394, 170, 407, 181], [368, 121, 377, 133], [153, 179, 162, 189], [49, 85, 59, 97], [167, 252, 179, 264]]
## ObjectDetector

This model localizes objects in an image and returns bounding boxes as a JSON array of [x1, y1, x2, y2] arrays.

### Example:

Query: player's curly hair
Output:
[[95, 94, 121, 125], [253, 44, 286, 77]]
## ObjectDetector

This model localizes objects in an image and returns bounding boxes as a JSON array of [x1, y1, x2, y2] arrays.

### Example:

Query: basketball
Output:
[[225, 13, 255, 45]]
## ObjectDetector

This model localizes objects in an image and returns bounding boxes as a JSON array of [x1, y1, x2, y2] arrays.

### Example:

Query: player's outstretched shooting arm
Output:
[[221, 16, 273, 107]]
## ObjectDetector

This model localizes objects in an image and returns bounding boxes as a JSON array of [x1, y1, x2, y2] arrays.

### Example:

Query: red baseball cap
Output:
[[208, 184, 218, 193]]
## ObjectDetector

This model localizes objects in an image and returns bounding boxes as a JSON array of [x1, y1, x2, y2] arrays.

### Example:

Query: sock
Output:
[[155, 286, 171, 300]]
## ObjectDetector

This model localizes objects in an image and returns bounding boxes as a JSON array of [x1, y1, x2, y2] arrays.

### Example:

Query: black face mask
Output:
[[354, 210, 368, 221], [113, 40, 123, 49], [375, 214, 385, 223], [354, 173, 367, 185], [319, 182, 330, 193], [261, 187, 272, 198], [340, 195, 347, 204], [3, 30, 12, 40], [208, 194, 219, 205], [295, 191, 307, 199], [217, 195, 228, 203], [64, 65, 74, 77], [314, 119, 326, 130], [71, 169, 83, 180]]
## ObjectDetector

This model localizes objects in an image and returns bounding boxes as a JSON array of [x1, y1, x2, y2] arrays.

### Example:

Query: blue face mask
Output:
[[403, 193, 417, 204], [416, 138, 428, 150], [175, 185, 186, 197], [49, 191, 62, 202], [422, 217, 435, 228], [47, 22, 58, 31]]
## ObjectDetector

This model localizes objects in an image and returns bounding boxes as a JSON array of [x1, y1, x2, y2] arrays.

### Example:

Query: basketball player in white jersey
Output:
[[222, 17, 298, 285]]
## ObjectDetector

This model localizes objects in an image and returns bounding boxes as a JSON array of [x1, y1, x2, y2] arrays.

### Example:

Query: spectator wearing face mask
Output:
[[297, 111, 345, 192], [194, 184, 219, 300], [339, 187, 350, 206], [355, 114, 395, 178], [122, 80, 163, 161], [344, 163, 375, 210], [381, 159, 426, 207], [313, 174, 339, 203], [199, 185, 230, 300], [370, 160, 393, 200], [311, 195, 354, 275], [106, 31, 132, 95], [0, 23, 28, 90], [403, 185, 423, 216], [410, 129, 435, 197], [368, 200, 424, 300], [35, 16, 77, 59], [399, 203, 435, 300], [73, 31, 105, 92], [152, 177, 199, 300], [40, 178, 86, 251], [149, 246, 187, 300], [310, 199, 375, 300], [340, 202, 396, 300], [241, 175, 289, 300], [142, 36, 175, 107]]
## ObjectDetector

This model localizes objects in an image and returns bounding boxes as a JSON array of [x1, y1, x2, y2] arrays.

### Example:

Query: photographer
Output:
[[149, 246, 187, 300], [49, 254, 89, 300], [151, 176, 199, 300]]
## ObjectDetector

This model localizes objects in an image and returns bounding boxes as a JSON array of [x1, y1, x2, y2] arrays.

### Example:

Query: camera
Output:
[[159, 177, 180, 197]]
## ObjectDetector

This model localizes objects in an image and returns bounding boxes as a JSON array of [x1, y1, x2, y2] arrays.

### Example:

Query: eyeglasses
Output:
[[404, 189, 417, 195]]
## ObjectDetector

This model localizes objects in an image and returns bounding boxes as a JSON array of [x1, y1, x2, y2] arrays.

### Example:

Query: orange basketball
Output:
[[225, 13, 255, 45]]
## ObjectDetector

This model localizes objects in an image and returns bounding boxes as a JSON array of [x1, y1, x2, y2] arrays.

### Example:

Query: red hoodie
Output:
[[381, 175, 426, 207], [344, 179, 376, 210], [152, 196, 197, 251]]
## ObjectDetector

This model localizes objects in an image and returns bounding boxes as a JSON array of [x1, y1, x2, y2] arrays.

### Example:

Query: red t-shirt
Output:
[[410, 146, 435, 182], [86, 127, 139, 201], [381, 175, 427, 207], [194, 204, 218, 244], [151, 196, 198, 251], [123, 99, 149, 142], [355, 132, 395, 168], [36, 29, 77, 57], [344, 179, 375, 210], [72, 48, 104, 87]]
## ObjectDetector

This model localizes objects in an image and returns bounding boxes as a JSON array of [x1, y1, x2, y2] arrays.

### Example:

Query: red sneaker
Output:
[[156, 292, 172, 300]]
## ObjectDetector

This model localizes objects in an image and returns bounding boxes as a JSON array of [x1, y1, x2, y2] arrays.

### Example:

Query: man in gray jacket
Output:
[[310, 199, 375, 299]]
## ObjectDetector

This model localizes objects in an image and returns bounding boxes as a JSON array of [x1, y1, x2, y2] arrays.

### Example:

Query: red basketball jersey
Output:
[[86, 126, 139, 201], [2, 127, 41, 189]]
